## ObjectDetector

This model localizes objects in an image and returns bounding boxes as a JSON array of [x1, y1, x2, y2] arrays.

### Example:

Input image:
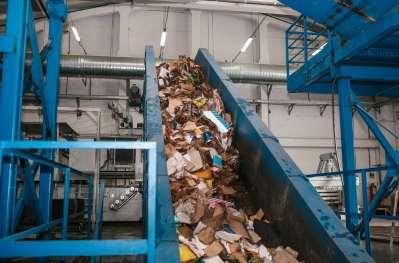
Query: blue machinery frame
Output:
[[143, 46, 180, 262], [195, 48, 372, 262], [0, 141, 157, 261], [0, 0, 165, 260], [281, 0, 399, 257]]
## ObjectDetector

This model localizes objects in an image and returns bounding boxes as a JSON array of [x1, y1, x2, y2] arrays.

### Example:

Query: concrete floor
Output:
[[369, 219, 399, 263], [62, 219, 399, 262], [371, 241, 399, 263]]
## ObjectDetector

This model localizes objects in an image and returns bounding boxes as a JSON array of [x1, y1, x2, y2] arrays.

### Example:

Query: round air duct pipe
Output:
[[57, 55, 287, 83]]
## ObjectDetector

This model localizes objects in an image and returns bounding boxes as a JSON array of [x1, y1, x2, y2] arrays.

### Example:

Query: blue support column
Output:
[[39, 0, 67, 235], [361, 170, 371, 254], [87, 176, 94, 238], [0, 0, 29, 238], [338, 78, 359, 233], [147, 147, 157, 263], [92, 180, 105, 263], [62, 169, 71, 240], [94, 180, 105, 240]]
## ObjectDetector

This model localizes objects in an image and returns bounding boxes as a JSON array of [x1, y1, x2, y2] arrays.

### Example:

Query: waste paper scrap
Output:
[[157, 56, 302, 263]]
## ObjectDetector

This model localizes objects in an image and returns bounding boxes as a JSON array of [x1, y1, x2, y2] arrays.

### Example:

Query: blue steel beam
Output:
[[195, 48, 373, 263], [361, 171, 371, 254], [20, 159, 44, 224], [143, 46, 179, 263], [0, 0, 29, 238], [62, 169, 71, 240], [0, 141, 156, 150], [94, 180, 105, 240], [0, 240, 148, 257], [39, 0, 68, 236], [338, 78, 358, 233], [337, 65, 399, 82], [287, 5, 399, 94], [26, 0, 50, 133], [87, 175, 94, 238], [2, 211, 86, 241], [350, 92, 399, 231], [287, 81, 399, 97], [147, 147, 157, 263]]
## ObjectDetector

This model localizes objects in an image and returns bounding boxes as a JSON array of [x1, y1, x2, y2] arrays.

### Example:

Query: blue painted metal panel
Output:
[[195, 48, 373, 263], [143, 46, 179, 263]]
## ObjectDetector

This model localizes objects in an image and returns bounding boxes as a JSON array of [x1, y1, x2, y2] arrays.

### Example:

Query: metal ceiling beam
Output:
[[133, 0, 297, 15]]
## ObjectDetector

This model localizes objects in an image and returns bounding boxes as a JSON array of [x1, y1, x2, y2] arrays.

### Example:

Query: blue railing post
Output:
[[87, 175, 94, 238], [92, 180, 105, 263], [147, 147, 157, 263], [361, 170, 371, 254], [62, 169, 71, 240], [0, 141, 160, 259], [303, 16, 308, 75], [285, 29, 289, 77]]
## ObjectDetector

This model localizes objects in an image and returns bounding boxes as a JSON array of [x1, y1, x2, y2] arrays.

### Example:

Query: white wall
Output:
[[32, 5, 399, 180]]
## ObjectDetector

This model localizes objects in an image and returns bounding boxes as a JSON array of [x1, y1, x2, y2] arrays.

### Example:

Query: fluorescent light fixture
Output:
[[160, 31, 167, 47], [311, 42, 327, 56], [71, 26, 81, 42], [240, 37, 253, 53]]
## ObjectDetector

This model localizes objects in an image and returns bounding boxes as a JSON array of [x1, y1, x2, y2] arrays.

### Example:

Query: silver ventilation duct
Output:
[[57, 55, 287, 83]]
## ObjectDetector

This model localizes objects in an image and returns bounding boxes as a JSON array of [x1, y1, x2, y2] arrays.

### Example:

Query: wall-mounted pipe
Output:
[[55, 55, 286, 83]]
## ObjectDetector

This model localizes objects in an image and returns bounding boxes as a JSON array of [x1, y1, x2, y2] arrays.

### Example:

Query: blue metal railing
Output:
[[307, 165, 399, 255], [285, 15, 328, 78], [0, 141, 157, 262]]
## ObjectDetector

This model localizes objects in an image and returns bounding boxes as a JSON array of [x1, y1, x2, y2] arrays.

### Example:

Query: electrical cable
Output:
[[331, 78, 344, 188]]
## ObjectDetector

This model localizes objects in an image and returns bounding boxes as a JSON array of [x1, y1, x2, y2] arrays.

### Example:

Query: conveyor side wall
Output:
[[144, 46, 179, 262], [195, 49, 373, 263]]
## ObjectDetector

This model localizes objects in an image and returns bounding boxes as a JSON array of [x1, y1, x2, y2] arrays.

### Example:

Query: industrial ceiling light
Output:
[[71, 25, 81, 43], [240, 37, 254, 53], [232, 15, 267, 62], [160, 30, 167, 47]]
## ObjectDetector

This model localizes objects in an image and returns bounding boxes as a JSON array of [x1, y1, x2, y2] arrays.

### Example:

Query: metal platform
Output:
[[280, 0, 399, 258], [282, 0, 399, 97]]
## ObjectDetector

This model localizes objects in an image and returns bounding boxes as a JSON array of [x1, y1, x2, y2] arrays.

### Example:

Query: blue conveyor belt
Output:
[[143, 46, 374, 262], [195, 49, 374, 263]]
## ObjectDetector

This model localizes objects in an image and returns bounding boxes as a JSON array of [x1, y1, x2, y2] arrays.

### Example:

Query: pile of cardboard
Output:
[[157, 56, 301, 263]]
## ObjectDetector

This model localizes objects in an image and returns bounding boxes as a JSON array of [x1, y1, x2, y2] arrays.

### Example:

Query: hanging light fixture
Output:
[[240, 37, 254, 53], [71, 25, 81, 43], [160, 30, 167, 47]]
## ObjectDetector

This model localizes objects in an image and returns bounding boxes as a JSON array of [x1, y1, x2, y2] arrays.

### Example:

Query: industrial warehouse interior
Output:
[[0, 0, 399, 262]]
